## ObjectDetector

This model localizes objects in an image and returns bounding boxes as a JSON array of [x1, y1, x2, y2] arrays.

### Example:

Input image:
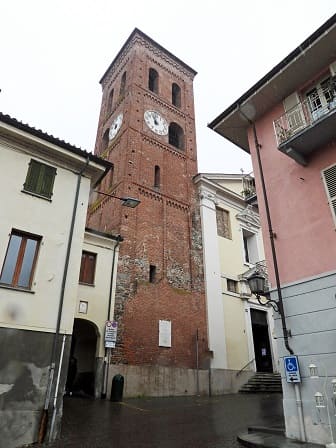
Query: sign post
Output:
[[284, 355, 301, 383], [105, 321, 118, 348]]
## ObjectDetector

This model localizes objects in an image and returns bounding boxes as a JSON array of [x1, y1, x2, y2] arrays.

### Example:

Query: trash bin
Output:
[[110, 374, 124, 402]]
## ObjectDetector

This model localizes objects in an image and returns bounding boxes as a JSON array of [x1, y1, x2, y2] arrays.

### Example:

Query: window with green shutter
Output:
[[23, 160, 57, 199]]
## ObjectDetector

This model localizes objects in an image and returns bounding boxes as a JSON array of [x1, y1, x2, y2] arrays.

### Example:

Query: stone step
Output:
[[239, 372, 282, 394]]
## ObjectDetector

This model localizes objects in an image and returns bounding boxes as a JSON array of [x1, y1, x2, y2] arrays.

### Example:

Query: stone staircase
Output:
[[239, 372, 282, 393]]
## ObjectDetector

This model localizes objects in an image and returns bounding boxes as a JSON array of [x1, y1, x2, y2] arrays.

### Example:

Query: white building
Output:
[[0, 113, 119, 447], [194, 173, 278, 392]]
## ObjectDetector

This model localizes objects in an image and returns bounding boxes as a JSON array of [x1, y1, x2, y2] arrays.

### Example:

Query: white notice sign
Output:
[[105, 321, 118, 348], [159, 320, 171, 347]]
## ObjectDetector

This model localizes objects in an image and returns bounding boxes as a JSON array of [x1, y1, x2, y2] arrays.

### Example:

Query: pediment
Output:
[[236, 205, 260, 227]]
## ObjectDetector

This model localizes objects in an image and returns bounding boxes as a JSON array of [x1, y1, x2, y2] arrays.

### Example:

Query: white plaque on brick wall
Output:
[[159, 320, 171, 347]]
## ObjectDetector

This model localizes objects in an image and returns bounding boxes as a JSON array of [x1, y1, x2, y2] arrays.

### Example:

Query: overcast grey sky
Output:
[[1, 1, 335, 174]]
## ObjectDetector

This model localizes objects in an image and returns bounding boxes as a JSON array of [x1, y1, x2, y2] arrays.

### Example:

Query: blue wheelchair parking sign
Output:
[[284, 355, 301, 383]]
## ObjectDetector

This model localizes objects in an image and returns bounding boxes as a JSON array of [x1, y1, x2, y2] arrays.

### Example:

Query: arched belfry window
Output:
[[119, 71, 126, 99], [107, 89, 114, 113], [154, 165, 160, 188], [168, 122, 184, 150], [149, 68, 159, 94], [172, 83, 181, 107], [102, 129, 109, 153]]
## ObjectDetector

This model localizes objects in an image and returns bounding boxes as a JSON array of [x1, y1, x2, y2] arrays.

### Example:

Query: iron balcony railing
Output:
[[242, 174, 256, 200], [273, 95, 336, 147]]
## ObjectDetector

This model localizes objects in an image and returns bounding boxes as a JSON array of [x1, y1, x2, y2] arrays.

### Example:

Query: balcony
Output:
[[273, 94, 336, 165], [242, 174, 257, 206]]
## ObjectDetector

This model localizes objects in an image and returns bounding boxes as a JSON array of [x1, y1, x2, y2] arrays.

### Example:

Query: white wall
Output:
[[199, 185, 228, 369], [76, 231, 119, 357], [0, 141, 95, 334]]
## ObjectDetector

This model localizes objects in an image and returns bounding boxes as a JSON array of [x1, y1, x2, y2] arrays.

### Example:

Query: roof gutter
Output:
[[208, 13, 336, 130]]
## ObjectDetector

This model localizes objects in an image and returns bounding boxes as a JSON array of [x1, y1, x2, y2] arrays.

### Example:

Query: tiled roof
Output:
[[0, 112, 111, 168]]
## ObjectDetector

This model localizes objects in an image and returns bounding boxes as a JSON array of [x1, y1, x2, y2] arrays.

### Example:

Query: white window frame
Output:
[[241, 227, 259, 266]]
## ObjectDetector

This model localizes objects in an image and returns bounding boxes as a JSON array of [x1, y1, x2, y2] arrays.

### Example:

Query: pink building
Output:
[[209, 14, 336, 445]]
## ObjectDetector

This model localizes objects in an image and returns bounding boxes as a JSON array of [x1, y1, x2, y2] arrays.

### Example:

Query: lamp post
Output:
[[94, 190, 140, 208]]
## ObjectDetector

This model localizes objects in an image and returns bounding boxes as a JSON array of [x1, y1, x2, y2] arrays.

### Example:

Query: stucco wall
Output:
[[0, 327, 71, 448], [107, 364, 254, 398], [0, 143, 90, 334], [248, 106, 336, 286], [76, 232, 119, 358], [273, 271, 336, 444]]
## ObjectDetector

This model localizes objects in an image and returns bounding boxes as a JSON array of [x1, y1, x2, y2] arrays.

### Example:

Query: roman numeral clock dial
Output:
[[144, 110, 168, 135]]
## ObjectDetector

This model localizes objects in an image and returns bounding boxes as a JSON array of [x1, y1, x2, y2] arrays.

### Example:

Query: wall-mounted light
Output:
[[247, 272, 280, 312], [309, 363, 319, 378], [315, 392, 325, 408], [332, 379, 336, 396]]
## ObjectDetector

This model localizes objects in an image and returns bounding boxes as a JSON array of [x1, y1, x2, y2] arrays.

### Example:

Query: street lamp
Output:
[[94, 190, 140, 208], [247, 272, 280, 313]]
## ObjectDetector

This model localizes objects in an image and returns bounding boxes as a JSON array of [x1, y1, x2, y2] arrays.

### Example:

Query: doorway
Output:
[[250, 309, 273, 372], [67, 318, 98, 397]]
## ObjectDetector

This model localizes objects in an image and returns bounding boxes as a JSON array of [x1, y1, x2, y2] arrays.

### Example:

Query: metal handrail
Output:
[[236, 358, 255, 377], [273, 94, 336, 146]]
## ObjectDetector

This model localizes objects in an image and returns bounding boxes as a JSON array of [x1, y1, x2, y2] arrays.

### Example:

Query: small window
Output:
[[0, 230, 41, 289], [149, 265, 156, 283], [148, 68, 159, 94], [107, 88, 114, 113], [154, 165, 160, 188], [119, 71, 126, 99], [227, 279, 238, 294], [79, 251, 97, 285], [172, 83, 181, 107], [23, 160, 57, 199], [242, 228, 259, 265], [216, 208, 231, 239], [168, 122, 184, 150]]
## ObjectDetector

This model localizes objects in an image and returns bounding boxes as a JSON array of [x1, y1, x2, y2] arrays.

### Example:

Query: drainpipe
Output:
[[247, 119, 306, 442], [101, 234, 122, 399], [251, 123, 293, 355], [39, 158, 90, 443]]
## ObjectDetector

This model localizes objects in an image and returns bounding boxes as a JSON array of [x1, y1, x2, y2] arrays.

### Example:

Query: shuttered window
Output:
[[322, 164, 336, 226], [23, 160, 57, 199]]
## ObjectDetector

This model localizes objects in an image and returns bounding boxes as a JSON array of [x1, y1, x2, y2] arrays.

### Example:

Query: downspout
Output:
[[251, 123, 293, 355], [39, 157, 90, 443], [101, 234, 123, 399], [239, 107, 292, 354], [248, 119, 306, 442]]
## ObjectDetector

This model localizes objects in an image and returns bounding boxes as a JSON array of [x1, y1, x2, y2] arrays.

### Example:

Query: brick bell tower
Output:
[[88, 29, 208, 384]]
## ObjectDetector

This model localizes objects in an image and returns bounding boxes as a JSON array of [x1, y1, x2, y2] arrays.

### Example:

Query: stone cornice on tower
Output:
[[100, 28, 197, 88]]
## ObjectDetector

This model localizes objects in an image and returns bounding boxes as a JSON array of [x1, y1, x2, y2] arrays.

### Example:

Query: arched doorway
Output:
[[67, 318, 99, 397]]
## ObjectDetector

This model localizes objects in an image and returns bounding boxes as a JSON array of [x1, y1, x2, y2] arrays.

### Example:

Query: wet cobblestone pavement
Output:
[[37, 393, 284, 448]]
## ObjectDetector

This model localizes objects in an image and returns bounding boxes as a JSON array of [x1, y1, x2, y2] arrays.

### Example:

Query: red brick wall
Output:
[[88, 33, 208, 370]]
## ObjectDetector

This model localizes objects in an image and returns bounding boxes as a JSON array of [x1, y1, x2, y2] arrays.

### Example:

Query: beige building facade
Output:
[[194, 173, 278, 391], [0, 113, 119, 447]]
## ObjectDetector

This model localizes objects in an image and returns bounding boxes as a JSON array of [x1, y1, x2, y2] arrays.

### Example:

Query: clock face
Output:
[[109, 113, 123, 140], [144, 110, 168, 136]]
